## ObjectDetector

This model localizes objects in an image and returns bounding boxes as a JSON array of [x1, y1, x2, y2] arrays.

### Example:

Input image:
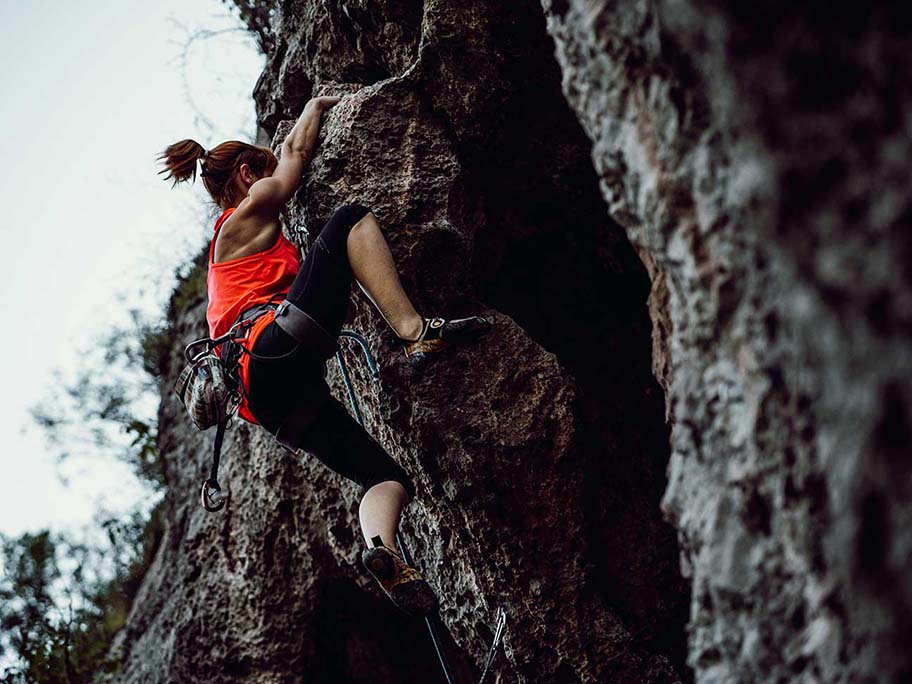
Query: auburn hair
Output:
[[156, 139, 278, 209]]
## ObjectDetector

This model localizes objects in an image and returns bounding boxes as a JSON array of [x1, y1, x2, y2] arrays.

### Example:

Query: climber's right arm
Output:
[[247, 96, 341, 215]]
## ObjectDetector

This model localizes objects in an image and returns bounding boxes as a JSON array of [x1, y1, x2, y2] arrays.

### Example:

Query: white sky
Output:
[[0, 0, 265, 538]]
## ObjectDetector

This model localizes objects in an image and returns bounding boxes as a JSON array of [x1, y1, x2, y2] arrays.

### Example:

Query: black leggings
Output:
[[246, 204, 416, 501]]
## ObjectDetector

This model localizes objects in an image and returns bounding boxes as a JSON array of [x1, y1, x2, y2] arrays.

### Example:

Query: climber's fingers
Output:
[[311, 95, 341, 111]]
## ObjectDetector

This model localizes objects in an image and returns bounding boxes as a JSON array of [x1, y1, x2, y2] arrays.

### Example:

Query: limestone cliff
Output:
[[115, 2, 910, 683], [542, 2, 912, 682]]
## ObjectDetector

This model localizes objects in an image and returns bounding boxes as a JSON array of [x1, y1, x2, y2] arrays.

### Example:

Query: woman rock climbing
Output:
[[157, 95, 490, 616]]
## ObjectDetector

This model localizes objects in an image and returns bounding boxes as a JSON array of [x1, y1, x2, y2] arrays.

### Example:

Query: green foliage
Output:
[[0, 504, 165, 683], [29, 308, 166, 490], [221, 0, 279, 54], [0, 532, 59, 681], [172, 251, 208, 314], [139, 324, 173, 380], [17, 246, 214, 680], [124, 419, 161, 488], [20, 301, 171, 681]]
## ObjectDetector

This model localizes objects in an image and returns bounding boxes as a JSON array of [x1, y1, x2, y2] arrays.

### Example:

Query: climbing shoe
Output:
[[362, 535, 439, 617], [400, 315, 492, 364]]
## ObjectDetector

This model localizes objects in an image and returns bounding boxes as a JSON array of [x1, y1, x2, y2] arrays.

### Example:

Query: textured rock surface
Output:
[[541, 1, 912, 682], [117, 1, 911, 683], [115, 1, 688, 683]]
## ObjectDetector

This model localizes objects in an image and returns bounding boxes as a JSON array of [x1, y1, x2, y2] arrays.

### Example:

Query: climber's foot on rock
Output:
[[400, 315, 493, 365], [362, 536, 439, 617]]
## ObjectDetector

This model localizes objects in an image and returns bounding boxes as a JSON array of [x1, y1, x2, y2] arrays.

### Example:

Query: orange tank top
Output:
[[206, 207, 301, 423]]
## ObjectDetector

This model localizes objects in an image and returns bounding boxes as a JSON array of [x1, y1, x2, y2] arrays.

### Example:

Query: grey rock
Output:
[[542, 1, 912, 682]]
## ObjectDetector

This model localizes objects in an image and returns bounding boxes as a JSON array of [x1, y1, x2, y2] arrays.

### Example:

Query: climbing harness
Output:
[[336, 331, 508, 684], [273, 299, 340, 359], [177, 300, 289, 512]]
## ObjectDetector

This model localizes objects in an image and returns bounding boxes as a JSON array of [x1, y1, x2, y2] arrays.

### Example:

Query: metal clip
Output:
[[200, 479, 227, 512], [478, 608, 507, 684]]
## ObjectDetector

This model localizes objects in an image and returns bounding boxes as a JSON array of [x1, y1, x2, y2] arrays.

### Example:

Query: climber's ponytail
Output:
[[156, 139, 278, 209], [156, 139, 207, 187]]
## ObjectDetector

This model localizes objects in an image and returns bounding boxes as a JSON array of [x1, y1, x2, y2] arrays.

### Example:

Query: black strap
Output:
[[227, 298, 307, 363], [219, 300, 287, 388], [272, 299, 340, 359], [207, 414, 229, 488]]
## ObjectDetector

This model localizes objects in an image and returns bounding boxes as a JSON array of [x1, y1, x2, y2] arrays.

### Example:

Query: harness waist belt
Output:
[[273, 300, 340, 359], [219, 302, 283, 381], [234, 301, 280, 331]]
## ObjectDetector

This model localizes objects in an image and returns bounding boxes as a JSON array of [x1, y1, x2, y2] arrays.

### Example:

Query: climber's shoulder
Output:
[[212, 191, 282, 262], [247, 143, 311, 215], [244, 176, 289, 217]]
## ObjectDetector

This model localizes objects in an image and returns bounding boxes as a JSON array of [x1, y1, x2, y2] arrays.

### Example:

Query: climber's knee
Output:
[[364, 469, 416, 504], [365, 480, 410, 500]]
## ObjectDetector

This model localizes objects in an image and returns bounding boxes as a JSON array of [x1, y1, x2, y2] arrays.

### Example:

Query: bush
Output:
[[0, 504, 165, 683]]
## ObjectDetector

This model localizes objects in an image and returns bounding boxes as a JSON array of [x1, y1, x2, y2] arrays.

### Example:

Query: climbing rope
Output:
[[336, 330, 507, 684], [336, 330, 454, 683]]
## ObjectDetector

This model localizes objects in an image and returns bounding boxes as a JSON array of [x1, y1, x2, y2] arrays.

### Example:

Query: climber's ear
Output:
[[237, 163, 259, 186]]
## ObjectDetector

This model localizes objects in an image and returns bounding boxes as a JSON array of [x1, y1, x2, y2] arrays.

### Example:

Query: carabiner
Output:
[[200, 479, 227, 512]]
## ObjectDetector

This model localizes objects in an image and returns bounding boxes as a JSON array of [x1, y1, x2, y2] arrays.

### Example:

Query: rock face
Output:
[[116, 1, 910, 683], [541, 1, 912, 683]]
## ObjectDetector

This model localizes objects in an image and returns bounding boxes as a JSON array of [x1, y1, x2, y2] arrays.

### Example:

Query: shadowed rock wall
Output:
[[541, 1, 912, 682]]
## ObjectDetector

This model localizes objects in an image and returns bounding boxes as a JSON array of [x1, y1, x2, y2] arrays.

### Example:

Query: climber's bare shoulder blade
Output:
[[212, 187, 283, 263]]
